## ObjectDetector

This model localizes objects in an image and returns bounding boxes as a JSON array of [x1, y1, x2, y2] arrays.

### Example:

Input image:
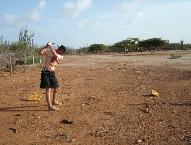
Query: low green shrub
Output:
[[169, 53, 182, 59]]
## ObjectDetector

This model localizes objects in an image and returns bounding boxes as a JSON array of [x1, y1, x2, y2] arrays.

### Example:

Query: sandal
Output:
[[48, 106, 59, 111], [53, 101, 63, 106]]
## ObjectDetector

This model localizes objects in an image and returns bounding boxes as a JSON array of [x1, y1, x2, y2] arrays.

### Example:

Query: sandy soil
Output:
[[0, 50, 191, 145]]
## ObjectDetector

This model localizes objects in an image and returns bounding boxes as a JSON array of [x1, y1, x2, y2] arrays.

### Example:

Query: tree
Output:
[[9, 42, 27, 53], [139, 38, 168, 51], [111, 38, 140, 52], [88, 44, 108, 53]]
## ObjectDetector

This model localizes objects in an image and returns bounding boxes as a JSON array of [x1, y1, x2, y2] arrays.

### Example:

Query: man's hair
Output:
[[58, 45, 66, 53]]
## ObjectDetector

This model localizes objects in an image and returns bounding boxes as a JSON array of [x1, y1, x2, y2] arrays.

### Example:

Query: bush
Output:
[[25, 55, 40, 65], [88, 44, 108, 53], [169, 53, 182, 59]]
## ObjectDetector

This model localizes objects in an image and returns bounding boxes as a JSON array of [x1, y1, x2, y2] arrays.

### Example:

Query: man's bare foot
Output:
[[48, 106, 59, 111], [53, 101, 62, 106]]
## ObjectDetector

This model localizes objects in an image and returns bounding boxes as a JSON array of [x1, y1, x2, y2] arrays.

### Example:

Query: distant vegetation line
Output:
[[68, 38, 191, 54], [0, 27, 191, 71]]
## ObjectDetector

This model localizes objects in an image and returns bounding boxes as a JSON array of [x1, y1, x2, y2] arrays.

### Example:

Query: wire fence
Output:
[[0, 52, 41, 77]]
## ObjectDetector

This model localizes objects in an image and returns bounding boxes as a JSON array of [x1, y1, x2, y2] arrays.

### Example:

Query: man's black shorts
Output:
[[40, 69, 59, 89]]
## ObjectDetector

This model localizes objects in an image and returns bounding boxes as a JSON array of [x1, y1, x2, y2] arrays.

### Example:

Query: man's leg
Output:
[[52, 88, 62, 105], [46, 88, 59, 111], [46, 88, 52, 108]]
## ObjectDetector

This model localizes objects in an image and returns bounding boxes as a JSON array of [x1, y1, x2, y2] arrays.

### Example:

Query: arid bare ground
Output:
[[0, 50, 191, 145]]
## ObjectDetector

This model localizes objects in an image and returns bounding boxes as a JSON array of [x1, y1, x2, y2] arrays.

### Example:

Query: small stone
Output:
[[91, 96, 96, 99], [10, 128, 16, 133], [15, 114, 21, 116], [144, 105, 152, 113], [137, 139, 142, 143], [60, 119, 73, 125], [145, 108, 152, 113], [136, 70, 141, 74], [67, 138, 73, 142]]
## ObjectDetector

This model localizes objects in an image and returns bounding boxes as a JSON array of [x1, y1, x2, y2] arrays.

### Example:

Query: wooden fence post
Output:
[[32, 55, 35, 67], [10, 56, 13, 77]]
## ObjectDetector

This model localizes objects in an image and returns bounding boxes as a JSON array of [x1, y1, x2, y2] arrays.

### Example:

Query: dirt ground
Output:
[[0, 50, 191, 145]]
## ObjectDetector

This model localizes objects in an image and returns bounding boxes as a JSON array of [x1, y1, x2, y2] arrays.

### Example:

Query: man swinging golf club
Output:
[[39, 42, 66, 111]]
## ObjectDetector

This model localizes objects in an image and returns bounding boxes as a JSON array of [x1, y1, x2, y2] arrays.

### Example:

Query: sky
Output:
[[0, 0, 191, 48]]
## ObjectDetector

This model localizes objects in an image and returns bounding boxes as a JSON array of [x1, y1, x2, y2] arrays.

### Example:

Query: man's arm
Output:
[[39, 43, 59, 57], [51, 55, 63, 65], [39, 45, 48, 55], [47, 42, 59, 57]]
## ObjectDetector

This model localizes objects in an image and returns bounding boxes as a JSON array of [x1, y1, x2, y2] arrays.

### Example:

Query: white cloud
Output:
[[77, 18, 99, 29], [38, 0, 46, 10], [3, 14, 23, 27], [132, 11, 144, 23], [3, 14, 18, 24], [1, 0, 46, 27], [114, 0, 145, 25], [63, 0, 92, 17], [30, 10, 41, 21], [117, 0, 143, 13], [29, 0, 46, 22]]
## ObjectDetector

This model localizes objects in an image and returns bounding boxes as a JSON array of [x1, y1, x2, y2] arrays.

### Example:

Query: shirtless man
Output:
[[39, 42, 66, 111]]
